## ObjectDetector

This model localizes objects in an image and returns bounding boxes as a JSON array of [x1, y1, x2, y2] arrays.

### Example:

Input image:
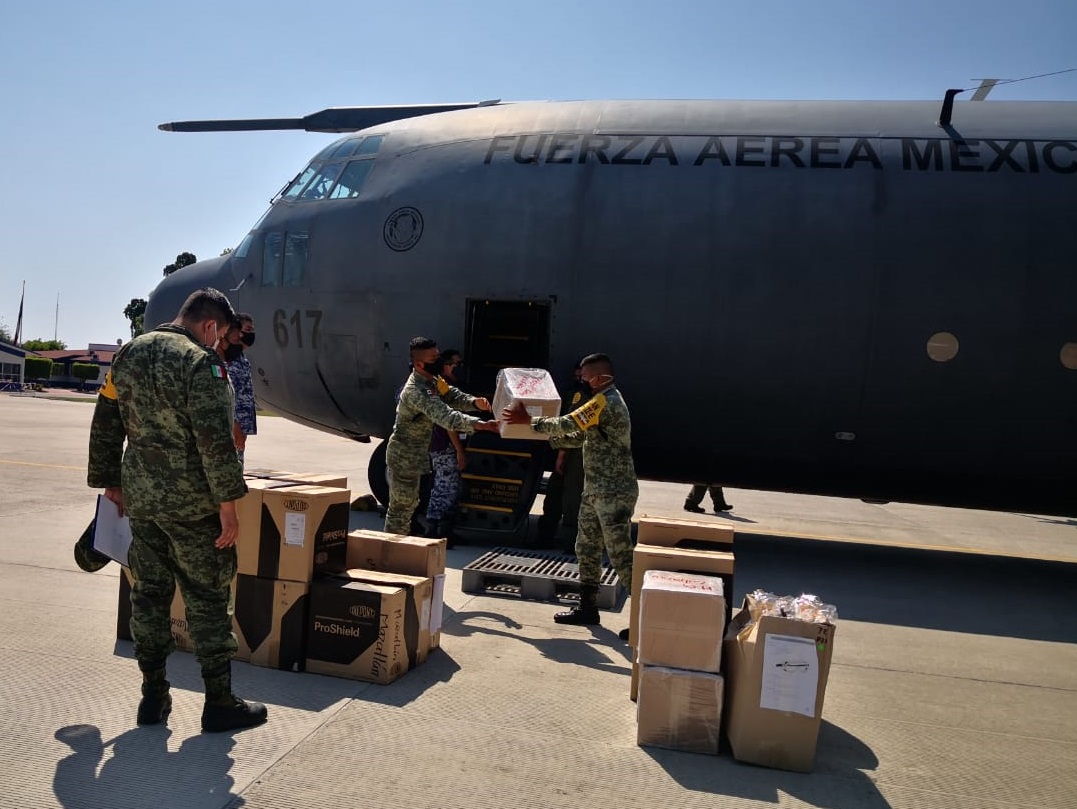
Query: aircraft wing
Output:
[[158, 101, 503, 133]]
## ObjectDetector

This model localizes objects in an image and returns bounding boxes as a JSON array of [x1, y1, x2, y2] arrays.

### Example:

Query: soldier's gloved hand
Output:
[[215, 501, 240, 549]]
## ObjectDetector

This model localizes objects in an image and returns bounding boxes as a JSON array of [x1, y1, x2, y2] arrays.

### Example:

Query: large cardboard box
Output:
[[246, 470, 349, 489], [346, 530, 448, 649], [637, 515, 734, 551], [637, 666, 723, 755], [233, 575, 309, 671], [346, 530, 446, 577], [239, 485, 350, 582], [638, 570, 725, 673], [491, 367, 561, 439], [237, 478, 298, 553], [630, 545, 735, 701], [723, 599, 836, 772], [342, 568, 433, 667], [305, 578, 410, 684]]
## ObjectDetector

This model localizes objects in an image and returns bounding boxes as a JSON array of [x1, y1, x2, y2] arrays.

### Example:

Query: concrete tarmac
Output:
[[1, 394, 1075, 809]]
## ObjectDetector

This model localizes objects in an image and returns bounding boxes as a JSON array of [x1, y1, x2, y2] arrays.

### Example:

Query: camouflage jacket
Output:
[[531, 385, 638, 494], [87, 324, 247, 521], [387, 372, 483, 463], [226, 352, 257, 435]]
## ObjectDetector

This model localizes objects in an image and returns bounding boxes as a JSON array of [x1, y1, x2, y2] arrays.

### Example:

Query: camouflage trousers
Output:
[[573, 486, 639, 591], [426, 448, 461, 522], [127, 515, 238, 673], [384, 442, 430, 535]]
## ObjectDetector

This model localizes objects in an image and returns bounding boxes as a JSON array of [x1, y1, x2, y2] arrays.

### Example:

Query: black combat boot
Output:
[[136, 661, 172, 726], [201, 662, 268, 733], [555, 584, 601, 625]]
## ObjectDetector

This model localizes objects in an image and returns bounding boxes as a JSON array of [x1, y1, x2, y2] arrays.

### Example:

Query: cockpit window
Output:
[[262, 232, 283, 286], [299, 161, 345, 200], [278, 135, 383, 203], [354, 135, 383, 156], [282, 165, 317, 199], [328, 160, 374, 199]]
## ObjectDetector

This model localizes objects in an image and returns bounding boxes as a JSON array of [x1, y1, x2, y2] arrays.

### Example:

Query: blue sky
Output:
[[1, 0, 1074, 349]]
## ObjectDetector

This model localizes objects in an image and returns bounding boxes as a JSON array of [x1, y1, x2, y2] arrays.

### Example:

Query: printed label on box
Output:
[[285, 512, 306, 546], [760, 634, 819, 717]]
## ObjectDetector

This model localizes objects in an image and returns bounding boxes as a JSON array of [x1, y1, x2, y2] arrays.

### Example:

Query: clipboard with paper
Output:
[[92, 494, 132, 567]]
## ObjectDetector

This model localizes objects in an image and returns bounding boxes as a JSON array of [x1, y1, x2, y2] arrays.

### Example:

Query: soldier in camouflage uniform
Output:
[[425, 349, 468, 545], [87, 287, 267, 733], [384, 337, 500, 536], [503, 353, 638, 627], [224, 313, 258, 467]]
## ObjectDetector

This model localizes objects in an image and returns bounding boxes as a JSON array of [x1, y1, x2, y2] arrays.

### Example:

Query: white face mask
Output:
[[204, 322, 218, 350]]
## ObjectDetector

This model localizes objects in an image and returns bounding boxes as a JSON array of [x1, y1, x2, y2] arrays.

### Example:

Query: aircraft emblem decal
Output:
[[384, 207, 424, 251]]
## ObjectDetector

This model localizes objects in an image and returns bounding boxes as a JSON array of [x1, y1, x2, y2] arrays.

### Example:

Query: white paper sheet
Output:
[[430, 574, 445, 634], [759, 633, 819, 717], [284, 512, 306, 546], [93, 495, 132, 567]]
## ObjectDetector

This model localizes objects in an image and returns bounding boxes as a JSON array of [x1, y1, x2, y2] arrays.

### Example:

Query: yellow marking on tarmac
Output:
[[461, 473, 524, 485], [735, 526, 1077, 566], [459, 503, 514, 513], [0, 459, 84, 472], [465, 447, 531, 458]]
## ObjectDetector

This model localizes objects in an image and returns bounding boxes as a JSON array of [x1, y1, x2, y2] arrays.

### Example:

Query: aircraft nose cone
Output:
[[144, 255, 235, 330]]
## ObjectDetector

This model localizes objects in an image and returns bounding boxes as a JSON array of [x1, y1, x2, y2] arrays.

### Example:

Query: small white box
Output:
[[492, 368, 562, 440]]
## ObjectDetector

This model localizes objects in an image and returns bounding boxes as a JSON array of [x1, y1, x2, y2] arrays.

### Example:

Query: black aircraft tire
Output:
[[368, 440, 390, 507], [367, 439, 433, 516]]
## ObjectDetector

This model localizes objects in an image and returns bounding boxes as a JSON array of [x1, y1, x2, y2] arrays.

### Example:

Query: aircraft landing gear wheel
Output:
[[366, 439, 433, 522]]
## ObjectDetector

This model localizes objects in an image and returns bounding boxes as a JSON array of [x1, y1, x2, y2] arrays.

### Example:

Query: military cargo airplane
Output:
[[144, 97, 1077, 522]]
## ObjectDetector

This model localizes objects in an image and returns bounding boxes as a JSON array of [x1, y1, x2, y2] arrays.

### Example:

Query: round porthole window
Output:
[[926, 332, 959, 363], [1061, 343, 1077, 370]]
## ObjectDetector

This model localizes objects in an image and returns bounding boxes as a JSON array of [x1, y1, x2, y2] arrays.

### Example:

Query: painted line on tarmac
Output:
[[736, 527, 1077, 566], [0, 459, 85, 472]]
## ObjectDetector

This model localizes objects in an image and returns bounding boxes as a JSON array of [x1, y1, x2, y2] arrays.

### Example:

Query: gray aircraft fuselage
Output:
[[146, 99, 1077, 516]]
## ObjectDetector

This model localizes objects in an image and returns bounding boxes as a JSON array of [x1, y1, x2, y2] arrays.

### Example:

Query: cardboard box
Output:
[[637, 666, 723, 755], [491, 367, 561, 439], [723, 599, 836, 772], [638, 570, 725, 673], [305, 578, 410, 684], [233, 575, 309, 671], [346, 530, 448, 650], [346, 530, 447, 578], [629, 545, 735, 649], [246, 470, 349, 489], [342, 568, 432, 666], [637, 515, 734, 551], [239, 485, 350, 582], [237, 478, 299, 554]]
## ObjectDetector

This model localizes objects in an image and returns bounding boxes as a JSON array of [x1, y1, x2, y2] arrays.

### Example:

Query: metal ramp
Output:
[[461, 547, 623, 609]]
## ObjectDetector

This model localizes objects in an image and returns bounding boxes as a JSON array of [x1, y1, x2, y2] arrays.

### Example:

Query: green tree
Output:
[[163, 252, 197, 277], [71, 362, 101, 391], [124, 298, 147, 338], [22, 338, 67, 351], [25, 356, 53, 382], [0, 321, 10, 343]]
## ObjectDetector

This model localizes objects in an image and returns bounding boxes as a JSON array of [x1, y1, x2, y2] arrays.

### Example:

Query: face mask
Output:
[[422, 361, 440, 375], [224, 343, 244, 362], [204, 322, 218, 350], [240, 332, 256, 347]]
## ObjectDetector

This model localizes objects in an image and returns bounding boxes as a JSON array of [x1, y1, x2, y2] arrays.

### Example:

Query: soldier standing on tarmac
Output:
[[383, 336, 500, 536], [87, 287, 267, 733], [502, 353, 638, 632]]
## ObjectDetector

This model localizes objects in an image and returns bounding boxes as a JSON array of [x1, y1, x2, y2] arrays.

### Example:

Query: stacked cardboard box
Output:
[[629, 517, 735, 701], [491, 368, 561, 439], [304, 529, 447, 684], [635, 570, 726, 755], [116, 471, 351, 673]]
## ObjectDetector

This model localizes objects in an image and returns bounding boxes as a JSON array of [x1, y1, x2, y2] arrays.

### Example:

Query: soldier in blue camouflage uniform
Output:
[[503, 353, 638, 627], [425, 348, 468, 545], [224, 313, 257, 467], [87, 288, 267, 733], [384, 337, 501, 535]]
